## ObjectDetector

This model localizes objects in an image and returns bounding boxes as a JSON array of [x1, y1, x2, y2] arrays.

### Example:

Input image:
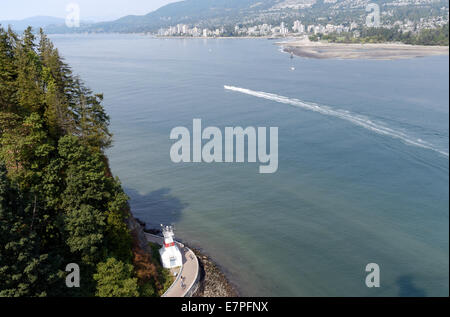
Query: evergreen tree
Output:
[[93, 257, 139, 297], [0, 27, 18, 112], [0, 27, 155, 297], [0, 164, 63, 296]]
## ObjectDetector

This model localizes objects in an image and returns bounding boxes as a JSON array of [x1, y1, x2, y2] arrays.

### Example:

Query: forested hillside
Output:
[[43, 0, 449, 36], [311, 23, 450, 46], [0, 27, 168, 297]]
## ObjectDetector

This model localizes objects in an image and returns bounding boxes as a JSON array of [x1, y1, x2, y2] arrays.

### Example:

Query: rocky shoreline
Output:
[[135, 219, 239, 297], [190, 247, 239, 297]]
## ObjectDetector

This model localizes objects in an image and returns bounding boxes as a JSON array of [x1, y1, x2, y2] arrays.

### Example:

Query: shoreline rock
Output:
[[190, 246, 239, 298]]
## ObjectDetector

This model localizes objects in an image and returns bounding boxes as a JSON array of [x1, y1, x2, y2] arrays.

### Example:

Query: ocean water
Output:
[[50, 34, 449, 297]]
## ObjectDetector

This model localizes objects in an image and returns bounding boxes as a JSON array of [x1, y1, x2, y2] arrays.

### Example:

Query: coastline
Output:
[[191, 246, 239, 297], [134, 218, 239, 297], [50, 33, 449, 60], [279, 38, 449, 60], [153, 35, 282, 40]]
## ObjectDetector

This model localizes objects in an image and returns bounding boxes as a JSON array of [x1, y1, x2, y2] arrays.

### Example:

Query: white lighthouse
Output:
[[159, 225, 183, 269]]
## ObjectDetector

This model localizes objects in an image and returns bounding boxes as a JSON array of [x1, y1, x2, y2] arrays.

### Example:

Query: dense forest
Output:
[[310, 24, 449, 46], [0, 27, 169, 297]]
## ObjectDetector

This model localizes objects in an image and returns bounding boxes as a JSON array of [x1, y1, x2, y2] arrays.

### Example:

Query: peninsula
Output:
[[280, 37, 449, 60]]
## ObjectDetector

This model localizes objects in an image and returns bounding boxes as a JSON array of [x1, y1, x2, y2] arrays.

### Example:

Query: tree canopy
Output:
[[0, 27, 163, 297], [310, 24, 449, 46]]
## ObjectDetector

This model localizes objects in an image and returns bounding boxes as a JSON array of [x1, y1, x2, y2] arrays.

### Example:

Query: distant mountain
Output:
[[0, 16, 66, 32], [89, 0, 277, 32], [45, 0, 301, 33], [42, 0, 449, 34]]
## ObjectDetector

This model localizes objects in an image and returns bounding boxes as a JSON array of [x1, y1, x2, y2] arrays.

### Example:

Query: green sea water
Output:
[[50, 34, 449, 296]]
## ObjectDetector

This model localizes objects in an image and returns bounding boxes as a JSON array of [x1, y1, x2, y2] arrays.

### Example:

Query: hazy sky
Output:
[[0, 0, 181, 21]]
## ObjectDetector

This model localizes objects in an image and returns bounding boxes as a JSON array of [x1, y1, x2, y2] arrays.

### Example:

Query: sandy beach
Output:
[[280, 37, 449, 60]]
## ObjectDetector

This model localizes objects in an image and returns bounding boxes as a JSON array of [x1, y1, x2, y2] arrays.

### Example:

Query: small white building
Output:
[[159, 225, 183, 269]]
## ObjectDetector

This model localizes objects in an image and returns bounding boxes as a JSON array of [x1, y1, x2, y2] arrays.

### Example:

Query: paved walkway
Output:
[[145, 233, 199, 297]]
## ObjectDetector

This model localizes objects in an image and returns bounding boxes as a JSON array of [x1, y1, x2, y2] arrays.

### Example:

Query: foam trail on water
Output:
[[224, 85, 449, 158]]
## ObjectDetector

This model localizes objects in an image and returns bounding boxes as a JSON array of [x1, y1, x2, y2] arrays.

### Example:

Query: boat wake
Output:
[[224, 85, 449, 158]]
